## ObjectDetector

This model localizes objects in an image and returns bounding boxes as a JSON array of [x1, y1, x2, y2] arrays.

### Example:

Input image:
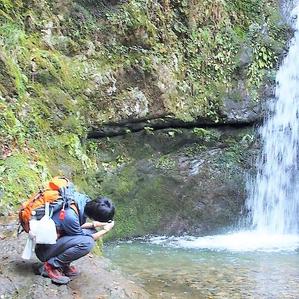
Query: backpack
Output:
[[18, 176, 75, 234]]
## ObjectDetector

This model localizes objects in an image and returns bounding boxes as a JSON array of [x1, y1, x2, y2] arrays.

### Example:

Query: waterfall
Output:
[[146, 2, 299, 252], [246, 2, 299, 234]]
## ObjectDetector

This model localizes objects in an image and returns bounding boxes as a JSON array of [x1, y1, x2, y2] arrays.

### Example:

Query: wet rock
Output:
[[220, 80, 267, 124], [98, 127, 258, 238], [237, 46, 253, 68], [121, 87, 149, 118]]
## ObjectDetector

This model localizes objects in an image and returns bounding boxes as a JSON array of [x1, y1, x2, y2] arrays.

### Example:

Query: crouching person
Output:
[[35, 196, 115, 285]]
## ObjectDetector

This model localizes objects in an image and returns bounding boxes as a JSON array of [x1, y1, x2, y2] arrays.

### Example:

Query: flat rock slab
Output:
[[0, 220, 149, 299]]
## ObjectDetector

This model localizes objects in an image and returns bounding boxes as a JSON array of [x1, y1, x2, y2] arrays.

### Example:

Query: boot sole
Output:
[[64, 272, 79, 277], [40, 264, 79, 277]]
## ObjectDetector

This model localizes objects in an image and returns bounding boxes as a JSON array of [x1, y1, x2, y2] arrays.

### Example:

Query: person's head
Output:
[[84, 197, 115, 222]]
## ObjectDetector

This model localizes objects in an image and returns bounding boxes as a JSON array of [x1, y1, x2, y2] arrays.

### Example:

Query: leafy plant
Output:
[[247, 45, 276, 89]]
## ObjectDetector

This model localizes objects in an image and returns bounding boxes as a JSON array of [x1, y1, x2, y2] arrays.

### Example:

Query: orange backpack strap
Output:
[[18, 190, 44, 233]]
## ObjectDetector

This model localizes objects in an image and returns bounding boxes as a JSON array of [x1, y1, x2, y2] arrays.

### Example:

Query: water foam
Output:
[[148, 232, 299, 252]]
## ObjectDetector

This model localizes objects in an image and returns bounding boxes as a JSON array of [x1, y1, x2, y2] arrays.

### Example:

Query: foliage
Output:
[[93, 0, 287, 120], [192, 128, 220, 142], [155, 155, 176, 170], [0, 0, 289, 215], [247, 45, 275, 89]]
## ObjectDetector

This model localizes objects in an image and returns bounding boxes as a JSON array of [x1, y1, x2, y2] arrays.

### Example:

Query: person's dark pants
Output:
[[35, 229, 95, 268]]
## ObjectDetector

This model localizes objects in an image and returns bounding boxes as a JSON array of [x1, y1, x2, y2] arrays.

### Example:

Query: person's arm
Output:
[[81, 221, 108, 229], [91, 221, 114, 241]]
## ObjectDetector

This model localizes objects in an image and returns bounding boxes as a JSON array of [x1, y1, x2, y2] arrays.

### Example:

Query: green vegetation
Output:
[[0, 0, 289, 220], [97, 0, 287, 121]]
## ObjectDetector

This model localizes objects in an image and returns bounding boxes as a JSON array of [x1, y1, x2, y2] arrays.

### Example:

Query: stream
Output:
[[105, 235, 299, 299]]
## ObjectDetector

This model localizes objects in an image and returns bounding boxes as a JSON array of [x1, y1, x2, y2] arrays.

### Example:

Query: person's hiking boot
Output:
[[40, 262, 70, 284], [62, 264, 79, 277]]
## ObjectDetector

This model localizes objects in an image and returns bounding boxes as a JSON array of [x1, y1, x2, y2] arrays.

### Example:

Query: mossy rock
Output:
[[93, 127, 258, 239]]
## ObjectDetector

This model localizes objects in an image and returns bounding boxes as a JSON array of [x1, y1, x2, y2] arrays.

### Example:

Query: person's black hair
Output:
[[84, 197, 115, 222]]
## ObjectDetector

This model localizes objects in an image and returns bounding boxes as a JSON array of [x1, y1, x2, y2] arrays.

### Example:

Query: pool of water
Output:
[[104, 234, 299, 298]]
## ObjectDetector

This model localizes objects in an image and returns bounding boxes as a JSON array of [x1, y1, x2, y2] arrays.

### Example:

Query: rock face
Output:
[[0, 220, 149, 299], [220, 81, 268, 124], [0, 0, 290, 218], [93, 127, 258, 239]]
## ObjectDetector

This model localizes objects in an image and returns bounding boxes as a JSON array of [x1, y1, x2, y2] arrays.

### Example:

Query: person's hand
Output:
[[92, 221, 108, 228], [103, 221, 114, 232]]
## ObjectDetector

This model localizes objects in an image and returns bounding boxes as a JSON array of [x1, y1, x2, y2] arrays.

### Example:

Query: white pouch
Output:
[[21, 234, 35, 260], [29, 203, 57, 244]]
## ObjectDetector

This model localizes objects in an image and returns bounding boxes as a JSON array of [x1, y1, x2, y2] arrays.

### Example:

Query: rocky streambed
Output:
[[0, 217, 149, 299]]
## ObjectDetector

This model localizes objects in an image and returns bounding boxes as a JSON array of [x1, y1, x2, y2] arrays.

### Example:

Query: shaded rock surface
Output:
[[93, 127, 259, 239], [0, 219, 149, 299]]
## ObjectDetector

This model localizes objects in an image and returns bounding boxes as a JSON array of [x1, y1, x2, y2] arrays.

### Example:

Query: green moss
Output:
[[0, 50, 27, 98], [5, 56, 27, 98], [98, 159, 182, 239], [0, 0, 288, 229], [98, 0, 287, 119], [155, 155, 176, 170], [192, 128, 220, 141], [92, 238, 103, 256], [0, 153, 41, 213]]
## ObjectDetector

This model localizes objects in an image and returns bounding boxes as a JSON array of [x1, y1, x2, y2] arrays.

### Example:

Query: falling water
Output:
[[246, 2, 299, 234]]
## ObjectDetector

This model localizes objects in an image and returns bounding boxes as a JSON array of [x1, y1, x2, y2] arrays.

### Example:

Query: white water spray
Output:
[[246, 3, 299, 234]]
